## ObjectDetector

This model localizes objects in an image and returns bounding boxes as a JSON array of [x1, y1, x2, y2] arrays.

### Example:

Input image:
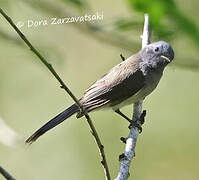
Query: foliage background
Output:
[[0, 0, 199, 179]]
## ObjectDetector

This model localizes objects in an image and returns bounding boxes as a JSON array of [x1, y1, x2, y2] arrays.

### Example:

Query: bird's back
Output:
[[77, 54, 145, 116]]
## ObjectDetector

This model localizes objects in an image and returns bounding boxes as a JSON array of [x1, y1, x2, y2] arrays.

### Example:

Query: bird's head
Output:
[[140, 41, 174, 70]]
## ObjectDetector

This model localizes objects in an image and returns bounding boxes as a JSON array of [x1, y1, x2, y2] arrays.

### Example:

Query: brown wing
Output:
[[79, 55, 145, 113]]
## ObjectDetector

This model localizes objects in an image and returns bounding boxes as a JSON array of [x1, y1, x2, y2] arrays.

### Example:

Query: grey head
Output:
[[139, 41, 174, 72]]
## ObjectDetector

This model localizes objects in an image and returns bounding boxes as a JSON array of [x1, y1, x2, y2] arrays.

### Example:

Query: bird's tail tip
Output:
[[25, 132, 42, 145], [25, 104, 79, 145], [25, 136, 37, 145]]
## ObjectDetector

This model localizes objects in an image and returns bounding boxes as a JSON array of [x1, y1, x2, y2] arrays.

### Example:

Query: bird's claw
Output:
[[128, 110, 146, 133]]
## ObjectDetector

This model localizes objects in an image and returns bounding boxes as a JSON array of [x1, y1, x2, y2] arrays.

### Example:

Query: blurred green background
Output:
[[0, 0, 199, 179]]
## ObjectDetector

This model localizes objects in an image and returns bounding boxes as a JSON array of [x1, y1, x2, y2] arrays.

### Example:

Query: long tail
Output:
[[26, 104, 79, 144]]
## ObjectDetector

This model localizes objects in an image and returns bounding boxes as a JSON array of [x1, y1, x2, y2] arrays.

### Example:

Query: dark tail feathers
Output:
[[26, 104, 79, 144]]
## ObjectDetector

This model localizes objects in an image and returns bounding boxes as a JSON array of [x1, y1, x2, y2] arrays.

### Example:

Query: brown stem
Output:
[[0, 166, 15, 180]]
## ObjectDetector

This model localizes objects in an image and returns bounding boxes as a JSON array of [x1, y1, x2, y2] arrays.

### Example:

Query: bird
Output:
[[26, 41, 174, 144]]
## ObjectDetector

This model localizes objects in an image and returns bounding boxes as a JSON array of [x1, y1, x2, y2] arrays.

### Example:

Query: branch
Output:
[[141, 14, 151, 48], [0, 166, 15, 180], [115, 14, 151, 180], [0, 8, 111, 180]]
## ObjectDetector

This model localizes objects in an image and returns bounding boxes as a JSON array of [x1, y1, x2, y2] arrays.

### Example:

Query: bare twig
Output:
[[141, 14, 151, 48], [115, 14, 151, 180], [0, 8, 111, 180], [120, 54, 126, 61], [0, 166, 15, 180]]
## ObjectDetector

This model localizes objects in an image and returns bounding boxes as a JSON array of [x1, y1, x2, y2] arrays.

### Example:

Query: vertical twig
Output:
[[0, 166, 15, 180], [0, 8, 111, 180], [115, 14, 151, 180], [141, 14, 151, 48]]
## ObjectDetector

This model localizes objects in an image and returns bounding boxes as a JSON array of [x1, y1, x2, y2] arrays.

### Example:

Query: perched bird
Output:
[[26, 41, 174, 144]]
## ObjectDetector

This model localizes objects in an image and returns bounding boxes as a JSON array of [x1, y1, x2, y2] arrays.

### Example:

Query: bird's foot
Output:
[[128, 110, 147, 133], [115, 109, 146, 133]]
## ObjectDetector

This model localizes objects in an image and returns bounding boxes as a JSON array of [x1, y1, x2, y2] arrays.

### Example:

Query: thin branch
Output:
[[115, 14, 151, 180], [120, 54, 126, 61], [0, 166, 15, 180], [141, 14, 151, 48], [0, 8, 111, 180]]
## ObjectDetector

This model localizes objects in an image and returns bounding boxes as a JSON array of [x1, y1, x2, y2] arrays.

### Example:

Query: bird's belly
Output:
[[112, 71, 162, 110], [111, 87, 149, 110]]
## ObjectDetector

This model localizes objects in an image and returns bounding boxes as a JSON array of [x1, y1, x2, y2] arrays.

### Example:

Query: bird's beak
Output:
[[161, 46, 174, 63], [160, 55, 171, 63]]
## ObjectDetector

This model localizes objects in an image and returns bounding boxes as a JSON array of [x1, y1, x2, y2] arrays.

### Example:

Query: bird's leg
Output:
[[115, 109, 131, 122], [115, 109, 146, 133], [115, 109, 142, 132]]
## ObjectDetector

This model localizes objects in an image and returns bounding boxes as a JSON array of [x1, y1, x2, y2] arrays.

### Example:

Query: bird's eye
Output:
[[154, 47, 159, 52]]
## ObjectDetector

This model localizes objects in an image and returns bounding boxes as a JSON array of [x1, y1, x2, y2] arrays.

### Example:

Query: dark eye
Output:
[[154, 47, 159, 52]]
